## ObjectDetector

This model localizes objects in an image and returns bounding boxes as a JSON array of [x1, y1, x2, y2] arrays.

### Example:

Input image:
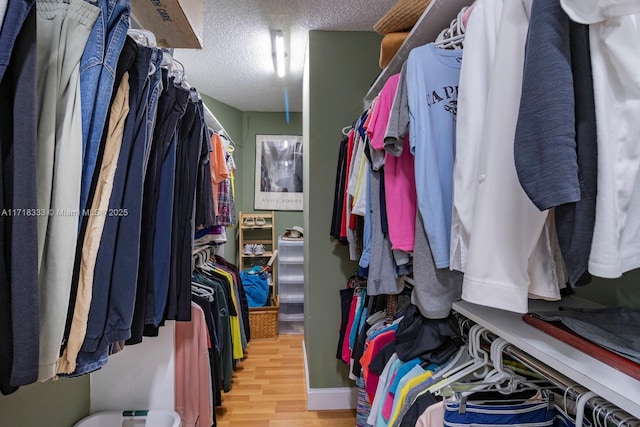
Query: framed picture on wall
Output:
[[254, 134, 303, 211]]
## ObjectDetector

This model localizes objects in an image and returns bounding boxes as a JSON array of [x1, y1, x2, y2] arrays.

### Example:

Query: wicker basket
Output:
[[249, 295, 279, 339]]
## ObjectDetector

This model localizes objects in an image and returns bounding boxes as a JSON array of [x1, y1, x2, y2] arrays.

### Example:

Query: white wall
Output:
[[90, 321, 175, 413]]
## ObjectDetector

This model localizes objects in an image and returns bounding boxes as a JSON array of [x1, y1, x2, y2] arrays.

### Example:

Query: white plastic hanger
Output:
[[575, 391, 597, 427], [127, 29, 157, 47], [458, 337, 538, 397], [438, 325, 484, 380], [427, 324, 491, 394], [434, 6, 469, 50], [191, 281, 214, 302]]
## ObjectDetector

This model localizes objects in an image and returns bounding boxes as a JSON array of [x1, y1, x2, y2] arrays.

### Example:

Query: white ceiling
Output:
[[174, 0, 395, 112]]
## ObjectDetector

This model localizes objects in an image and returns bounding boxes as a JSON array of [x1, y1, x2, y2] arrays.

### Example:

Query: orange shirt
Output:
[[209, 133, 229, 215]]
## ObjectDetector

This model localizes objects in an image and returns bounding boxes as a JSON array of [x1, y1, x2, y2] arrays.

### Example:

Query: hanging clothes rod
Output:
[[203, 105, 236, 147], [192, 245, 212, 257], [162, 46, 236, 147], [503, 344, 640, 427], [454, 313, 640, 426]]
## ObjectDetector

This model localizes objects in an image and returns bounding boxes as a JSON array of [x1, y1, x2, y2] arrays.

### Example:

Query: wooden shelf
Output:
[[241, 251, 274, 258], [243, 239, 273, 245], [238, 211, 276, 293], [364, 0, 474, 107], [452, 298, 640, 418]]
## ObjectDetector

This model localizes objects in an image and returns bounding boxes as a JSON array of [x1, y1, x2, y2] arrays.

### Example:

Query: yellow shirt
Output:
[[214, 267, 243, 360], [388, 370, 434, 426]]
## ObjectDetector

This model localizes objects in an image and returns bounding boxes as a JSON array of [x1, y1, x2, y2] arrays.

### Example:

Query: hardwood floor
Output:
[[215, 334, 356, 426]]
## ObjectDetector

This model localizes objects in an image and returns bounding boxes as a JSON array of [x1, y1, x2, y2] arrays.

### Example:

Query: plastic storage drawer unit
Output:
[[279, 302, 304, 322], [278, 238, 304, 262], [278, 260, 304, 282], [279, 280, 304, 302], [279, 320, 304, 334]]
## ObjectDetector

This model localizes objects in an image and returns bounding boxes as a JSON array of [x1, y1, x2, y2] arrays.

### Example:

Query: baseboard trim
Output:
[[302, 339, 358, 411]]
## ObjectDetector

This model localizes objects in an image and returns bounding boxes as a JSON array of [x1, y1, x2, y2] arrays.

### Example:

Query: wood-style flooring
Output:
[[215, 334, 356, 426]]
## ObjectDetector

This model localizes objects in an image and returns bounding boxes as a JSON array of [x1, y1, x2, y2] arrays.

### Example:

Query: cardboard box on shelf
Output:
[[132, 0, 203, 49]]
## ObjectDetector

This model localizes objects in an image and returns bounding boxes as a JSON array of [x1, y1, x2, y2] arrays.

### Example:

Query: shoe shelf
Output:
[[241, 251, 274, 258], [239, 213, 273, 228], [238, 211, 276, 288]]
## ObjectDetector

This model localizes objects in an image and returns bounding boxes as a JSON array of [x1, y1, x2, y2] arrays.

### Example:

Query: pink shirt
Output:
[[364, 330, 396, 402], [382, 369, 399, 420], [368, 74, 417, 252], [175, 303, 213, 427], [416, 401, 445, 427], [341, 293, 359, 364]]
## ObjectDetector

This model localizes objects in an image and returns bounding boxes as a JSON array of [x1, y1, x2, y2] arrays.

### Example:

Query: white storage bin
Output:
[[279, 319, 304, 334], [278, 260, 304, 282], [278, 238, 304, 262], [280, 301, 304, 315], [279, 280, 304, 301], [280, 294, 304, 303], [74, 410, 180, 427], [279, 312, 304, 322], [279, 301, 304, 322]]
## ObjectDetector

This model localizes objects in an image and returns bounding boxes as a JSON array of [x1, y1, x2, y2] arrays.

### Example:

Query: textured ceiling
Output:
[[174, 0, 395, 112]]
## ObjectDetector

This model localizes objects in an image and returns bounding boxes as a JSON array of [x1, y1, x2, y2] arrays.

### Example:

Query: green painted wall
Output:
[[200, 93, 243, 144], [304, 30, 382, 388], [0, 377, 89, 427], [238, 111, 303, 246], [200, 96, 302, 263]]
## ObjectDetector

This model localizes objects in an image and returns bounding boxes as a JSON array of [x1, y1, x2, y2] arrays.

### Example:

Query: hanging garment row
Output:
[[331, 0, 640, 319], [337, 288, 640, 427], [175, 249, 251, 427], [0, 0, 238, 395]]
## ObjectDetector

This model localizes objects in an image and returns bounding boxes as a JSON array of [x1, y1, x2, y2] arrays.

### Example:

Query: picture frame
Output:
[[254, 134, 303, 211]]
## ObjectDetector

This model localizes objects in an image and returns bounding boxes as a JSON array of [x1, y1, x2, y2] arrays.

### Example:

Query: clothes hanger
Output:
[[342, 126, 352, 136], [435, 327, 480, 383], [456, 338, 545, 397], [200, 258, 215, 272], [127, 29, 157, 47], [591, 398, 619, 427], [191, 281, 214, 302], [162, 55, 188, 89], [218, 133, 235, 151], [591, 398, 607, 427], [616, 416, 637, 427], [427, 325, 492, 395], [575, 391, 598, 427], [410, 348, 471, 405], [192, 275, 214, 290], [366, 310, 387, 326], [434, 6, 468, 50], [160, 49, 173, 69], [426, 345, 469, 378]]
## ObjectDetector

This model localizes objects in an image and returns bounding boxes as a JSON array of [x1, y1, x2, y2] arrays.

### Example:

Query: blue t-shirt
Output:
[[407, 43, 463, 268]]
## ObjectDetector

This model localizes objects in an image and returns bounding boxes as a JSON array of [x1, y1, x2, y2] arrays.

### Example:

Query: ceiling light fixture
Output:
[[274, 30, 286, 78]]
